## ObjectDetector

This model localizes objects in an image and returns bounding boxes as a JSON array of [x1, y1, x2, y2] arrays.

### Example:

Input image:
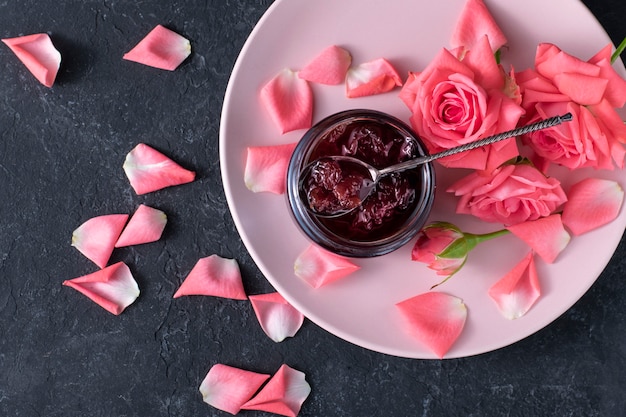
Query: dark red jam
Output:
[[301, 119, 422, 241]]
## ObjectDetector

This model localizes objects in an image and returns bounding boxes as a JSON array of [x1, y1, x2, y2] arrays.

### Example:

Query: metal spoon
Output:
[[300, 113, 573, 218]]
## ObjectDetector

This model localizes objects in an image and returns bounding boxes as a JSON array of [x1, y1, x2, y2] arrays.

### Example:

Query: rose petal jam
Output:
[[286, 109, 435, 257], [303, 120, 421, 240]]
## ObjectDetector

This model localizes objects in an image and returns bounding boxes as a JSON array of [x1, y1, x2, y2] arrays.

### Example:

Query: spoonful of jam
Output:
[[299, 113, 573, 218]]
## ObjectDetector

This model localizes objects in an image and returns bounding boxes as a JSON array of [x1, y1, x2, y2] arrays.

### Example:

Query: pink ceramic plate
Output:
[[220, 0, 626, 358]]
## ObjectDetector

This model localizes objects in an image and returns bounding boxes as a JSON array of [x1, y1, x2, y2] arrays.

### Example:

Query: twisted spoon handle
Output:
[[424, 113, 572, 162], [378, 113, 572, 176]]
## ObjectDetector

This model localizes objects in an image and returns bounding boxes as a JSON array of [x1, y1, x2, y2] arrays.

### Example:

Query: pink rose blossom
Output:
[[411, 222, 508, 282], [411, 223, 468, 277], [447, 162, 567, 226], [402, 36, 524, 172], [517, 43, 626, 170]]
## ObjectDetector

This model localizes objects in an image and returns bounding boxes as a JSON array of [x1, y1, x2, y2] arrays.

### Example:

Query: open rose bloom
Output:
[[401, 35, 524, 172], [447, 162, 568, 226], [518, 43, 626, 170]]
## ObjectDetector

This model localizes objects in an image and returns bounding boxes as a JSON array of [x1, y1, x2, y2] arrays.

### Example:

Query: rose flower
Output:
[[517, 43, 626, 170], [447, 161, 567, 226], [401, 35, 524, 173]]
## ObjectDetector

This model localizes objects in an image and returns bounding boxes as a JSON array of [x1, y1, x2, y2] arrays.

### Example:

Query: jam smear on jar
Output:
[[303, 119, 423, 241]]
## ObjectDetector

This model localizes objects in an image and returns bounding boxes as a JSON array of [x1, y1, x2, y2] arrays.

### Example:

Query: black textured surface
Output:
[[0, 1, 625, 416]]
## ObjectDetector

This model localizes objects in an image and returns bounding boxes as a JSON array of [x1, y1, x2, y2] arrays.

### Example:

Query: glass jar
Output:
[[286, 109, 436, 257]]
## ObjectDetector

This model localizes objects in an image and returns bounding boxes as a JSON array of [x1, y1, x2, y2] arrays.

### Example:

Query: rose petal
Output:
[[241, 364, 311, 417], [450, 0, 507, 52], [115, 204, 167, 248], [71, 214, 129, 268], [2, 33, 61, 87], [199, 364, 270, 415], [260, 68, 313, 134], [298, 45, 352, 85], [588, 44, 626, 108], [173, 255, 247, 300], [63, 262, 139, 315], [461, 35, 504, 91], [506, 214, 570, 263], [123, 143, 196, 195], [396, 292, 467, 359], [399, 71, 420, 109], [249, 292, 304, 342], [122, 25, 191, 71], [488, 252, 540, 320], [244, 142, 297, 194], [561, 178, 624, 235], [553, 72, 608, 105], [535, 43, 601, 80], [345, 58, 402, 98], [294, 244, 360, 288]]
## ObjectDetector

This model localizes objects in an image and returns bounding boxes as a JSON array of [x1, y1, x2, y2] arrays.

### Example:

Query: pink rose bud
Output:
[[412, 222, 509, 284], [411, 222, 471, 277]]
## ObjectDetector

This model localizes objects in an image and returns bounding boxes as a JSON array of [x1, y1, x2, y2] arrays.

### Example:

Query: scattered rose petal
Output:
[[71, 214, 129, 268], [199, 364, 270, 415], [115, 204, 167, 248], [396, 292, 467, 359], [450, 0, 507, 53], [241, 364, 311, 417], [506, 214, 570, 263], [345, 57, 403, 98], [123, 25, 191, 71], [63, 262, 139, 315], [488, 252, 540, 320], [173, 255, 247, 300], [2, 33, 61, 87], [260, 68, 313, 134], [249, 292, 304, 342], [561, 178, 624, 235], [123, 143, 195, 195], [298, 45, 352, 85], [244, 142, 297, 194], [294, 244, 360, 288]]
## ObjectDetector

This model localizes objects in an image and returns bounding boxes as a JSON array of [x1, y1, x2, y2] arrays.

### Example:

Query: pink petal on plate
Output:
[[450, 0, 507, 53], [298, 45, 352, 85], [71, 214, 129, 268], [122, 25, 191, 71], [123, 143, 196, 195], [199, 363, 270, 415], [260, 68, 313, 134], [294, 244, 360, 288], [244, 142, 297, 194], [488, 252, 540, 320], [562, 178, 625, 235], [506, 214, 571, 263], [249, 292, 304, 342], [2, 33, 61, 88], [63, 262, 139, 315], [396, 292, 467, 359], [345, 57, 403, 98], [173, 255, 247, 300], [241, 364, 311, 417], [115, 204, 167, 248]]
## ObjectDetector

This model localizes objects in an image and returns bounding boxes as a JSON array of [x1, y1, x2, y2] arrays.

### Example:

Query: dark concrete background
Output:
[[0, 1, 624, 416]]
